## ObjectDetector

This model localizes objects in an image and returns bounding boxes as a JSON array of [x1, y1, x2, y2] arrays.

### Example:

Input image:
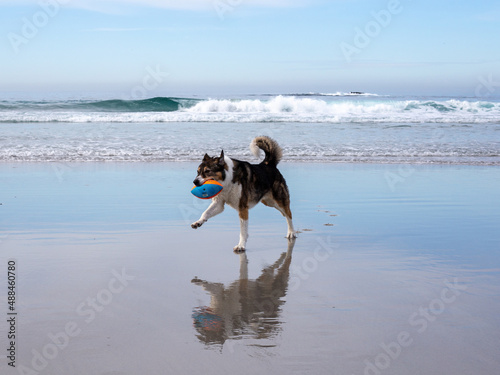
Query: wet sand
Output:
[[1, 162, 500, 375]]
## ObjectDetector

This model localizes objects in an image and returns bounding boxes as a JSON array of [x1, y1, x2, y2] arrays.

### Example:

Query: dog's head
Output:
[[193, 150, 226, 187]]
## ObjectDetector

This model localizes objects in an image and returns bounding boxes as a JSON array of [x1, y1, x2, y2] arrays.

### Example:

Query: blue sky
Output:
[[1, 0, 499, 96]]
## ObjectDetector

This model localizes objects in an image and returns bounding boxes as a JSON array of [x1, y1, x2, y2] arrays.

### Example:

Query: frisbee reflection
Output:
[[191, 239, 295, 347]]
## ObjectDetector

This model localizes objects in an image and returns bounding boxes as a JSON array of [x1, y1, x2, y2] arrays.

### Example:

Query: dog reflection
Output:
[[192, 239, 295, 347]]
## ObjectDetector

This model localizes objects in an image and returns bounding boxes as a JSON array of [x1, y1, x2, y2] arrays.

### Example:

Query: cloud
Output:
[[123, 0, 313, 10], [83, 26, 224, 32], [0, 0, 317, 12]]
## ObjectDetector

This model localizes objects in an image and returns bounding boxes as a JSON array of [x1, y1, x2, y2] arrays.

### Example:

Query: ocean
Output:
[[1, 93, 499, 164]]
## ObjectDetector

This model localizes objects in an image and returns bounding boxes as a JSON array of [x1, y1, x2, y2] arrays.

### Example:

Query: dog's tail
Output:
[[250, 136, 283, 166]]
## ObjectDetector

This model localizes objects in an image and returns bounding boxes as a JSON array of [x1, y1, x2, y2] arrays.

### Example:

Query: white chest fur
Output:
[[217, 156, 241, 209]]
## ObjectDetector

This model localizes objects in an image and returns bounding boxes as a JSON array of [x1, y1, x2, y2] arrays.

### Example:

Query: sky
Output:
[[0, 0, 499, 97]]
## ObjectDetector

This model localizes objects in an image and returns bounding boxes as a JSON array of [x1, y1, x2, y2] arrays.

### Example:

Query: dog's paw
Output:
[[191, 221, 204, 229], [233, 245, 246, 252]]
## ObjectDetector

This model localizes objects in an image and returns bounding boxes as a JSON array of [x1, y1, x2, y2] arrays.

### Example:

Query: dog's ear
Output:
[[203, 153, 210, 162], [218, 150, 225, 166]]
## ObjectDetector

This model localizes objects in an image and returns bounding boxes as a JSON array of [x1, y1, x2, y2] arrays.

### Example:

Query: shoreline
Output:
[[1, 158, 500, 165], [2, 117, 499, 166]]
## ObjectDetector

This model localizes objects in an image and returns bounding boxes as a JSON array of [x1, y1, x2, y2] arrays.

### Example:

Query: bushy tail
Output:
[[250, 136, 283, 166]]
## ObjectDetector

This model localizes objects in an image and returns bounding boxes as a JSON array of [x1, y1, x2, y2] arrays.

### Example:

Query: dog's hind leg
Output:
[[262, 194, 296, 240], [234, 209, 249, 252], [278, 203, 296, 240]]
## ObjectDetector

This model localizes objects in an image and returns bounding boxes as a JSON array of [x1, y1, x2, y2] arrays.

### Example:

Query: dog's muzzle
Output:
[[193, 176, 204, 187]]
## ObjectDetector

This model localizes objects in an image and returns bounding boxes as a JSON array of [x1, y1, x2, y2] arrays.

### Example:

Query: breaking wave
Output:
[[0, 96, 499, 124]]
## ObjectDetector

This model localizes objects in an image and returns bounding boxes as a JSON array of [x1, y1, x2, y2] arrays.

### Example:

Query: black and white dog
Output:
[[191, 136, 296, 251]]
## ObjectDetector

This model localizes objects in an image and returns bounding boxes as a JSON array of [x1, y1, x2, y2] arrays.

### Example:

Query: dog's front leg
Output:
[[234, 209, 249, 251], [191, 199, 225, 229]]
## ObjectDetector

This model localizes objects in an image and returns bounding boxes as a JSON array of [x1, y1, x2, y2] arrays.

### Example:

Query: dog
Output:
[[191, 136, 296, 251]]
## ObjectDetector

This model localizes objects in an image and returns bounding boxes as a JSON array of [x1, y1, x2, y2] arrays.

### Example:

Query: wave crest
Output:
[[1, 96, 499, 123]]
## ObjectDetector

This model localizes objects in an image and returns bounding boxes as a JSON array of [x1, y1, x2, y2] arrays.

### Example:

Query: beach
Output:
[[2, 162, 499, 375], [3, 0, 500, 373]]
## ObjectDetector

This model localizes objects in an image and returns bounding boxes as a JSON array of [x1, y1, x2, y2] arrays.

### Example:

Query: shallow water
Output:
[[1, 120, 499, 165], [1, 163, 499, 374]]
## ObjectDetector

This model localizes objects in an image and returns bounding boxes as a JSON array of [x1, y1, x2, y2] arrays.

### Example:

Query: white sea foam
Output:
[[1, 95, 499, 164], [1, 120, 498, 164], [179, 97, 500, 124], [0, 96, 499, 124]]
